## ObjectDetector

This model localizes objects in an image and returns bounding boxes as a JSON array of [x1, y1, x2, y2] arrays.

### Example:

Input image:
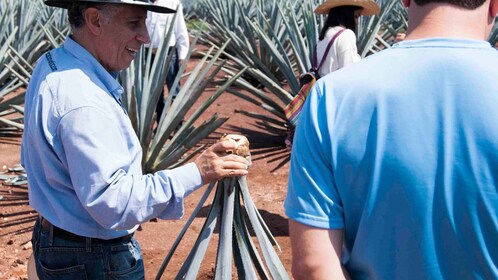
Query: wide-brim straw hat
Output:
[[315, 0, 380, 16], [44, 0, 175, 13]]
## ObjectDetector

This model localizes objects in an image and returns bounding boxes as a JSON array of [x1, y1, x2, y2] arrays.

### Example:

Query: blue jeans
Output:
[[31, 218, 144, 280]]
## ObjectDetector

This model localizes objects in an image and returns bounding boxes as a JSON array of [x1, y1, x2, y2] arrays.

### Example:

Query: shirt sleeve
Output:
[[336, 29, 360, 69], [58, 106, 203, 230], [174, 3, 190, 60], [284, 81, 345, 229]]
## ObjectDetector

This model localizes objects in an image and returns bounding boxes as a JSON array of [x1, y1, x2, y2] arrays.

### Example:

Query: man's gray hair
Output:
[[68, 3, 122, 30]]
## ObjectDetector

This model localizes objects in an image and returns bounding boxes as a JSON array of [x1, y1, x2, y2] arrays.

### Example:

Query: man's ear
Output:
[[402, 0, 411, 8], [84, 7, 103, 35], [490, 0, 498, 19]]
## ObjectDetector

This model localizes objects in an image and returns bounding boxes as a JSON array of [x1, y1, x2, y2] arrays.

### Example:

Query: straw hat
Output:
[[315, 0, 380, 16], [44, 0, 175, 13]]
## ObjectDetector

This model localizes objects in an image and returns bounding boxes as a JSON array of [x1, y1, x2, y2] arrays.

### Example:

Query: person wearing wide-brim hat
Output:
[[313, 0, 380, 77], [24, 1, 251, 279], [44, 0, 175, 13]]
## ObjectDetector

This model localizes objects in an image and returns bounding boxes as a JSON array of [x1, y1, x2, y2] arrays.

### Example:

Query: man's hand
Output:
[[194, 139, 250, 184]]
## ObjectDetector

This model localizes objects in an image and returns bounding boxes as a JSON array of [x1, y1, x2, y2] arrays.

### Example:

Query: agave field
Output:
[[1, 0, 497, 146], [0, 0, 497, 278]]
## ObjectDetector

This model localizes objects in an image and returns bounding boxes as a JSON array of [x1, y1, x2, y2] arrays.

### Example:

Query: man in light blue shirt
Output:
[[22, 0, 249, 278], [285, 0, 498, 279]]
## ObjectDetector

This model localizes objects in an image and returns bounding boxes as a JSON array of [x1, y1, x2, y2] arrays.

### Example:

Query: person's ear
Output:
[[490, 0, 498, 19], [402, 0, 411, 8], [84, 7, 103, 35]]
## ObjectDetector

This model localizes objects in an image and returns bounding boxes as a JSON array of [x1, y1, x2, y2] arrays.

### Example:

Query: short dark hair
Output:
[[68, 3, 93, 28], [414, 0, 486, 9], [68, 3, 121, 29], [319, 6, 361, 41]]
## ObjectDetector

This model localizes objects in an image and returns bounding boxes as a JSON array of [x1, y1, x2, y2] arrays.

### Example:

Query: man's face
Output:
[[97, 5, 150, 72]]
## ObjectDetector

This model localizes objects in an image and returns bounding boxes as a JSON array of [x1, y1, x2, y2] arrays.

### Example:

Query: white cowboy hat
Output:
[[315, 0, 380, 16], [44, 0, 175, 13]]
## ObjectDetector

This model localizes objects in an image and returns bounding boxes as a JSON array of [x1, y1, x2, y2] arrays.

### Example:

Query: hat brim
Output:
[[314, 0, 380, 16], [44, 0, 176, 13]]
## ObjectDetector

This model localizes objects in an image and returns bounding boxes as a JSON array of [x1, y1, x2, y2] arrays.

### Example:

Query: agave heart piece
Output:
[[219, 134, 252, 167]]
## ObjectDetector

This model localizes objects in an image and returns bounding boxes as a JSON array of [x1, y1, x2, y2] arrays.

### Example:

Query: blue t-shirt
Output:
[[21, 36, 203, 239], [285, 38, 498, 279]]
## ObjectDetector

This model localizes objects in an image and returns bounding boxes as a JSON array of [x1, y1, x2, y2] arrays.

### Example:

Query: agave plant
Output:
[[195, 0, 311, 136], [374, 0, 408, 46], [119, 16, 248, 172], [194, 0, 405, 138], [155, 136, 289, 279], [357, 0, 404, 56], [0, 0, 68, 134]]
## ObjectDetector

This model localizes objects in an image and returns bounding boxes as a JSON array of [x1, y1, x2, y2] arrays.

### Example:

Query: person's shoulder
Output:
[[317, 51, 390, 88], [341, 28, 355, 36], [45, 67, 112, 115], [338, 29, 356, 42]]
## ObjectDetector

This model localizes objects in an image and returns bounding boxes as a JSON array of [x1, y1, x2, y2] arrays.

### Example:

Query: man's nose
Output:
[[137, 26, 150, 44]]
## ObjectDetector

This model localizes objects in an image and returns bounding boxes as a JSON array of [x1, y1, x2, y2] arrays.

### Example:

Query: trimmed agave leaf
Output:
[[154, 182, 217, 280], [235, 182, 275, 279], [215, 177, 237, 279], [238, 176, 289, 279], [233, 192, 260, 279], [156, 176, 289, 279], [177, 182, 224, 280]]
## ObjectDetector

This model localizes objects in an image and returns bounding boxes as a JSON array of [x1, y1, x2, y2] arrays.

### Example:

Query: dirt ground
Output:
[[0, 49, 293, 279]]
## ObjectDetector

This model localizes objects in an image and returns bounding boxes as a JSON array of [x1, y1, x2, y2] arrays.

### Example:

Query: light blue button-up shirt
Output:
[[21, 36, 203, 240]]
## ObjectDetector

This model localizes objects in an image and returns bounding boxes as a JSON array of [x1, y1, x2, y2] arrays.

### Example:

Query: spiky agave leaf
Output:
[[357, 0, 402, 57], [0, 0, 68, 134], [119, 16, 246, 172], [192, 0, 407, 132]]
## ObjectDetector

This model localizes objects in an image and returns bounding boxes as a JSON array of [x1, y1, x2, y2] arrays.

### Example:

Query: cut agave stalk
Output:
[[155, 134, 289, 280]]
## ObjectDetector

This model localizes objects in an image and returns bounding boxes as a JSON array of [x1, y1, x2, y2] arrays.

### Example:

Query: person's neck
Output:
[[71, 31, 100, 60], [404, 3, 491, 41]]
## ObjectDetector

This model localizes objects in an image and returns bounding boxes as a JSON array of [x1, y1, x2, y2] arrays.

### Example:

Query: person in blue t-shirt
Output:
[[285, 0, 498, 279], [22, 1, 249, 279]]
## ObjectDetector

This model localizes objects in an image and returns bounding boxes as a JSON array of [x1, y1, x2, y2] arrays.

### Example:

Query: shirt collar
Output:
[[63, 36, 124, 100], [392, 37, 492, 50]]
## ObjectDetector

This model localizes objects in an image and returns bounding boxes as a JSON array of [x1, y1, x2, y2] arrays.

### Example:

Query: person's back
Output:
[[285, 0, 498, 279], [313, 37, 498, 279]]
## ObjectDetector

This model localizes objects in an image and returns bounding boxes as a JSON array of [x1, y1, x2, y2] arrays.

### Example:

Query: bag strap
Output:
[[312, 28, 347, 72]]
